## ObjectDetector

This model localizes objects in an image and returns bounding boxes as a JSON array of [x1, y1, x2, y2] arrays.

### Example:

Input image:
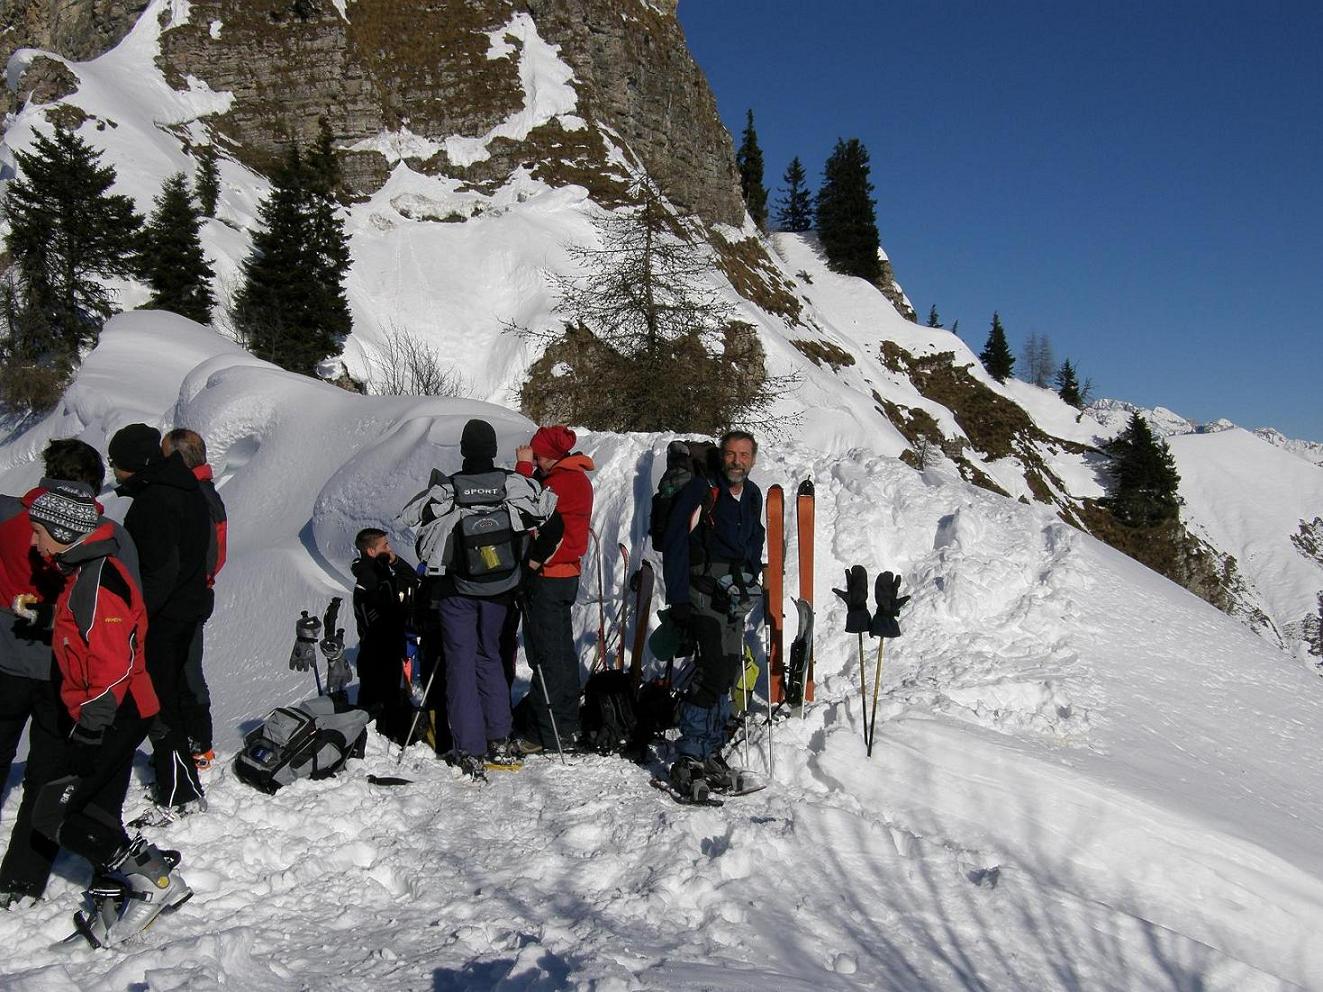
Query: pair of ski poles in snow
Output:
[[834, 566, 909, 757], [395, 595, 568, 767]]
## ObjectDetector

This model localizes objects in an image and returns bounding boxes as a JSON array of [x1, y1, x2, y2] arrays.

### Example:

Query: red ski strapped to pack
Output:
[[765, 485, 785, 704]]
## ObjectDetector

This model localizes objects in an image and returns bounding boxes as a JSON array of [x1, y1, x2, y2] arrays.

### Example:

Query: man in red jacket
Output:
[[0, 439, 120, 905], [27, 482, 191, 947], [515, 426, 594, 752]]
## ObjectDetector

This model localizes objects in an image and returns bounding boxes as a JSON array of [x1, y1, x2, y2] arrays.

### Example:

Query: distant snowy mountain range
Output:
[[1090, 398, 1323, 467]]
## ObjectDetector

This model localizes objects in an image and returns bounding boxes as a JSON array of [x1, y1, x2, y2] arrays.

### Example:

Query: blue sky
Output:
[[677, 2, 1323, 441]]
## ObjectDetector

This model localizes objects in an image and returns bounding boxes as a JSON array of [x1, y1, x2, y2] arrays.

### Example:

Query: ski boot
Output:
[[73, 838, 191, 948], [668, 755, 711, 803]]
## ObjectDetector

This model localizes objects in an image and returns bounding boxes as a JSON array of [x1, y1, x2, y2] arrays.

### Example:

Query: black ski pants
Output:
[[179, 620, 213, 753], [0, 666, 66, 897], [520, 574, 581, 747], [145, 615, 204, 807], [34, 694, 149, 871]]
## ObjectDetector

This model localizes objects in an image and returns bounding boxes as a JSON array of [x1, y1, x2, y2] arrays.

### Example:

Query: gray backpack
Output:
[[447, 470, 522, 596], [233, 696, 370, 795]]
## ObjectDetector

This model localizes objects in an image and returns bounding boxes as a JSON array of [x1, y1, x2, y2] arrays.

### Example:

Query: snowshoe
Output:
[[442, 750, 488, 783], [485, 739, 524, 772], [702, 754, 767, 797], [127, 796, 207, 830], [650, 774, 723, 808]]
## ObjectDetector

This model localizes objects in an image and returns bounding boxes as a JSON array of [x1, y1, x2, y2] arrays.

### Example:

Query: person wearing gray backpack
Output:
[[400, 419, 557, 780]]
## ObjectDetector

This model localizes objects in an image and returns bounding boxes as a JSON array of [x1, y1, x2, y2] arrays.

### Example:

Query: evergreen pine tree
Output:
[[307, 116, 342, 200], [775, 156, 812, 232], [195, 142, 220, 218], [735, 109, 768, 229], [1103, 412, 1181, 526], [1055, 358, 1082, 407], [140, 173, 215, 324], [1, 123, 142, 363], [815, 138, 882, 281], [232, 144, 352, 375], [926, 305, 941, 328], [979, 312, 1015, 383]]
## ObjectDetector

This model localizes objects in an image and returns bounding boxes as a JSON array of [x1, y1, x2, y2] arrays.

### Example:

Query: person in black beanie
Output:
[[400, 419, 558, 778], [109, 423, 212, 816]]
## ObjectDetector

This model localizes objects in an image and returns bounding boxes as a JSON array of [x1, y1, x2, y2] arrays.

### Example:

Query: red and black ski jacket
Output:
[[51, 521, 158, 733]]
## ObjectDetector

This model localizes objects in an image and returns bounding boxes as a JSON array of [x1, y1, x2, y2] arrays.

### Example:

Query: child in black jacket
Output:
[[351, 529, 419, 740]]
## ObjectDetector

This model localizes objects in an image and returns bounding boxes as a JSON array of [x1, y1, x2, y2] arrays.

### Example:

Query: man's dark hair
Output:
[[162, 428, 208, 469], [355, 528, 388, 553], [719, 430, 758, 456], [42, 438, 105, 490]]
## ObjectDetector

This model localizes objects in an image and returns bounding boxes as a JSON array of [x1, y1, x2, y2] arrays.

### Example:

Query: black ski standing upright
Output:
[[629, 561, 654, 691]]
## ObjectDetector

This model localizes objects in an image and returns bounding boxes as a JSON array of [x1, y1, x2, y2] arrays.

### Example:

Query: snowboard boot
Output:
[[75, 839, 191, 948], [668, 755, 711, 803]]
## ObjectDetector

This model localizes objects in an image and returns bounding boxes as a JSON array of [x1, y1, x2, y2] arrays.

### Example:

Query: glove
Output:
[[289, 611, 321, 671], [832, 565, 872, 634], [870, 571, 911, 638], [12, 593, 53, 629], [669, 602, 694, 627], [322, 632, 351, 694], [68, 723, 102, 778]]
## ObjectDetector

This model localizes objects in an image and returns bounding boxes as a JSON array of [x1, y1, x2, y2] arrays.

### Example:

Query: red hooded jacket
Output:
[[517, 453, 594, 578]]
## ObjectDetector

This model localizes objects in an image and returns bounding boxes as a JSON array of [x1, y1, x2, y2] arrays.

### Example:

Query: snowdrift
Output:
[[0, 315, 1320, 990]]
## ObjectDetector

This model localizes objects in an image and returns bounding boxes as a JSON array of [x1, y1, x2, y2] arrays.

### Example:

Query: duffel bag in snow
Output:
[[233, 695, 370, 794]]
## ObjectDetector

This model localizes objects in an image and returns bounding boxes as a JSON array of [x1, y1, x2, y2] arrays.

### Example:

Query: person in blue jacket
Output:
[[660, 430, 764, 797]]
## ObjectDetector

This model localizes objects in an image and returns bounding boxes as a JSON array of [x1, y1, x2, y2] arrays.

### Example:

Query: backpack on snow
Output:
[[649, 439, 720, 546], [233, 695, 370, 795], [437, 469, 523, 596], [579, 669, 640, 756]]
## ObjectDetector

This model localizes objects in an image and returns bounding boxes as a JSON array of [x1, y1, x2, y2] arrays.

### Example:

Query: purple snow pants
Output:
[[438, 593, 513, 756]]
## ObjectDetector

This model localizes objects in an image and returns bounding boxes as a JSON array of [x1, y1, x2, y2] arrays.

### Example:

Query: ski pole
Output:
[[311, 657, 324, 697], [857, 631, 868, 747], [867, 638, 885, 757], [533, 663, 567, 765], [398, 655, 444, 766]]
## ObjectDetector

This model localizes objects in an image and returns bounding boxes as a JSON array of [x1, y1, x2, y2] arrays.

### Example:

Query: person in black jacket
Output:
[[109, 423, 212, 814], [660, 430, 765, 799], [350, 528, 419, 742]]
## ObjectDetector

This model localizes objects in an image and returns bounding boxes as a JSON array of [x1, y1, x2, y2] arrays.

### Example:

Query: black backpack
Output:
[[579, 670, 640, 756], [649, 439, 720, 546]]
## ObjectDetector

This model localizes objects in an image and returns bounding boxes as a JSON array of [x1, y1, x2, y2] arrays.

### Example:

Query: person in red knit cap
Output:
[[514, 425, 594, 752]]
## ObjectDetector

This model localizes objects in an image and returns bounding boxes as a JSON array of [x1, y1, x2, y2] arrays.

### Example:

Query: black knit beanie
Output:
[[460, 419, 498, 460], [108, 423, 162, 473]]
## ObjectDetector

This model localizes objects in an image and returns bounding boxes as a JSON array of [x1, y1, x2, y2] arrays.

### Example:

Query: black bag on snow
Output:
[[579, 670, 640, 756], [233, 695, 370, 795], [649, 439, 721, 546]]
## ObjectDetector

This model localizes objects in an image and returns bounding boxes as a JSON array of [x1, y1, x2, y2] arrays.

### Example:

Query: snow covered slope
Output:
[[1, 316, 1321, 990]]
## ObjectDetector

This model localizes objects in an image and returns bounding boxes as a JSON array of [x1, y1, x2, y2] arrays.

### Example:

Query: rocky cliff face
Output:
[[1, 0, 148, 116], [144, 0, 743, 226]]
